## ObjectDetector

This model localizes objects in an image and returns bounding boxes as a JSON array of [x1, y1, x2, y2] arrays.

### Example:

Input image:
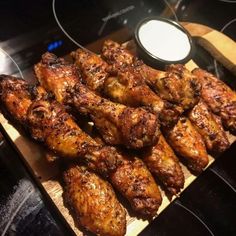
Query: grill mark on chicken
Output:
[[164, 117, 209, 173], [188, 99, 230, 154], [192, 68, 236, 134], [64, 165, 126, 236]]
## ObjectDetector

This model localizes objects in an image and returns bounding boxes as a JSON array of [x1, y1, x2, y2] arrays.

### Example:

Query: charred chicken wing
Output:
[[27, 98, 123, 175], [71, 49, 109, 93], [64, 165, 126, 236], [72, 82, 160, 149], [164, 117, 209, 173], [34, 53, 78, 104], [0, 75, 32, 124], [110, 156, 162, 217], [189, 100, 230, 154], [192, 68, 236, 134], [142, 135, 184, 195]]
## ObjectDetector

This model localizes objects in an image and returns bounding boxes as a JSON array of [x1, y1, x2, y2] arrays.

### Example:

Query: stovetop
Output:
[[0, 0, 236, 235]]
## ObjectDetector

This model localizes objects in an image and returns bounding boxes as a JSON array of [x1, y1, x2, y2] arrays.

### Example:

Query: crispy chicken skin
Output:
[[102, 40, 200, 110], [164, 117, 209, 173], [0, 75, 162, 216], [192, 68, 236, 134], [111, 156, 162, 217], [103, 70, 183, 128], [138, 64, 201, 110], [189, 100, 230, 154], [64, 165, 126, 236], [71, 49, 182, 128], [0, 75, 32, 124], [102, 39, 135, 70], [71, 49, 109, 92], [142, 135, 184, 195], [35, 52, 160, 149], [34, 53, 78, 104]]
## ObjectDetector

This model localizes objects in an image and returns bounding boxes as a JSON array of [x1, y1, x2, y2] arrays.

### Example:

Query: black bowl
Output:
[[134, 17, 194, 69]]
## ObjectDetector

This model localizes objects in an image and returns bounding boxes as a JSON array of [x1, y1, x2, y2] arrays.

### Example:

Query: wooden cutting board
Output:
[[0, 22, 236, 236]]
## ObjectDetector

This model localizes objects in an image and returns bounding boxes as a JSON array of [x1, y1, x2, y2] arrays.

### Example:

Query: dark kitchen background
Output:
[[0, 0, 236, 235]]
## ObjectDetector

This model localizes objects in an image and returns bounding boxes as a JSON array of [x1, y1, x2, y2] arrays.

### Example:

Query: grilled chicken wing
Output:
[[35, 54, 78, 104], [27, 99, 123, 175], [0, 75, 32, 124], [110, 156, 162, 217], [189, 100, 230, 154], [72, 81, 160, 149], [0, 75, 162, 216], [64, 165, 126, 236], [102, 40, 200, 110], [71, 49, 182, 128], [35, 52, 160, 149], [192, 68, 236, 134], [164, 117, 209, 173], [138, 64, 201, 110], [71, 49, 109, 93], [142, 135, 184, 195]]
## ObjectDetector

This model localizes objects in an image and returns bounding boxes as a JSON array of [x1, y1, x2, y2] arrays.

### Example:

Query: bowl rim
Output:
[[134, 16, 194, 65]]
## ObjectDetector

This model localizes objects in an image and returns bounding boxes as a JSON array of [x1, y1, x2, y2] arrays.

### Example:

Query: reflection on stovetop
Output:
[[0, 133, 73, 236], [140, 143, 236, 236]]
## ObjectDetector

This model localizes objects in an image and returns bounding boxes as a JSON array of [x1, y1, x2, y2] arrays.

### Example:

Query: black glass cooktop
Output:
[[0, 0, 236, 235]]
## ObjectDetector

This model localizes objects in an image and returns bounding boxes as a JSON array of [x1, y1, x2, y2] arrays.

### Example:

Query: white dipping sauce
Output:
[[138, 20, 191, 61]]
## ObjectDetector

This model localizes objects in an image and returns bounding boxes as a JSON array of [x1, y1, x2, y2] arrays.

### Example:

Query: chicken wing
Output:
[[71, 49, 182, 128], [35, 52, 160, 149], [110, 155, 162, 217], [64, 165, 126, 236], [142, 135, 184, 195], [0, 75, 32, 124], [138, 64, 201, 110], [0, 75, 162, 217], [164, 117, 209, 173], [70, 49, 109, 93], [102, 40, 200, 110], [72, 80, 160, 149], [35, 53, 78, 104], [188, 99, 230, 154], [192, 68, 236, 134]]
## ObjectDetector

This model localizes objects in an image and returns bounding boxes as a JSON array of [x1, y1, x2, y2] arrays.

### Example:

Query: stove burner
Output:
[[52, 0, 89, 52], [175, 201, 215, 236], [52, 0, 177, 51]]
